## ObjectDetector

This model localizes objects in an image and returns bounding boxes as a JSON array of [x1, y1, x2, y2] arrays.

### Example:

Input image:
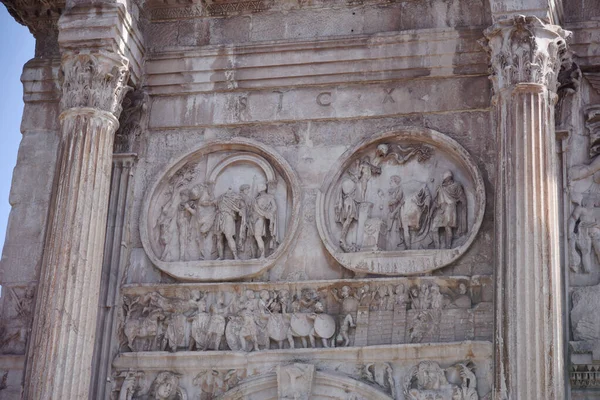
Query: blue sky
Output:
[[0, 8, 36, 250]]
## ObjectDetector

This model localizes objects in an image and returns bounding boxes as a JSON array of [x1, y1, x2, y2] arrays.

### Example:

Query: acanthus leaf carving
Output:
[[480, 15, 571, 94], [60, 50, 131, 117]]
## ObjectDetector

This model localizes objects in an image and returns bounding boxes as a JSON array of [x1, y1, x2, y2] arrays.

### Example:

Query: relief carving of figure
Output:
[[177, 189, 192, 261], [251, 180, 279, 259], [450, 282, 472, 309], [335, 179, 359, 252], [188, 296, 210, 351], [184, 184, 216, 260], [402, 184, 432, 250], [207, 293, 231, 350], [162, 313, 186, 353], [431, 171, 467, 249], [351, 156, 382, 201], [331, 286, 359, 346], [149, 372, 187, 400], [237, 290, 261, 351], [215, 189, 245, 260], [387, 175, 407, 249], [569, 194, 600, 273]]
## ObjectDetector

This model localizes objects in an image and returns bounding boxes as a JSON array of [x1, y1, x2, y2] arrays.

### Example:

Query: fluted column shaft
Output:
[[482, 16, 570, 400], [23, 49, 129, 399]]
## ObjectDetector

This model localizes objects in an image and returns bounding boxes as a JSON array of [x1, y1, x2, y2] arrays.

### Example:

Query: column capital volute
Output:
[[480, 15, 572, 94], [60, 50, 131, 118]]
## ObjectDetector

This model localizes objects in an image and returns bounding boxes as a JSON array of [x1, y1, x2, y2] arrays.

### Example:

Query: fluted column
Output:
[[482, 16, 570, 400], [23, 48, 129, 399]]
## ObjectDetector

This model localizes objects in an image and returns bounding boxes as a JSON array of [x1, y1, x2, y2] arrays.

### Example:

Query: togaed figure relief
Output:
[[431, 171, 467, 249], [184, 184, 216, 261]]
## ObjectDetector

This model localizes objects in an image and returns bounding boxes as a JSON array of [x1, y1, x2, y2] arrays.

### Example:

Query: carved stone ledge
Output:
[[60, 50, 130, 117], [481, 15, 571, 94], [147, 0, 402, 20]]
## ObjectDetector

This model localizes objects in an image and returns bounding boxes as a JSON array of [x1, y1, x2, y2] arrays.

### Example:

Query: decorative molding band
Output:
[[146, 28, 487, 95], [148, 0, 405, 20]]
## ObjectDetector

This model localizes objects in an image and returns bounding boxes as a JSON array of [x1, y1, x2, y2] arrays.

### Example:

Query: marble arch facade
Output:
[[0, 0, 598, 399]]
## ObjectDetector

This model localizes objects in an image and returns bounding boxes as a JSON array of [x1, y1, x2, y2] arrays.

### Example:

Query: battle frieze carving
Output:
[[140, 139, 301, 281], [317, 127, 485, 276], [118, 276, 492, 353]]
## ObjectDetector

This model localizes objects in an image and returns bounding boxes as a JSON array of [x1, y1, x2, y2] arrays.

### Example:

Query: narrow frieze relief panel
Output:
[[117, 276, 492, 354], [140, 139, 301, 281], [0, 285, 35, 355], [111, 356, 489, 399], [316, 127, 485, 276], [568, 106, 600, 277]]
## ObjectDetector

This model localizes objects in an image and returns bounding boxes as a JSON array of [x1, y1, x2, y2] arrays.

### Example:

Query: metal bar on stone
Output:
[[482, 15, 571, 400], [22, 47, 130, 399]]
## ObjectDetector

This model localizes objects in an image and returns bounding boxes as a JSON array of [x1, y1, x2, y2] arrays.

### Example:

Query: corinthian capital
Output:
[[481, 15, 571, 94], [60, 50, 130, 117]]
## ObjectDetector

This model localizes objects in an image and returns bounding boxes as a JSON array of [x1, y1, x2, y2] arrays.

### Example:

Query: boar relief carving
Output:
[[317, 128, 485, 276], [140, 139, 301, 281]]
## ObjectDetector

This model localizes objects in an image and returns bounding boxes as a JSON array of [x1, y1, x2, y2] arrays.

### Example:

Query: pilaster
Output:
[[481, 15, 570, 400]]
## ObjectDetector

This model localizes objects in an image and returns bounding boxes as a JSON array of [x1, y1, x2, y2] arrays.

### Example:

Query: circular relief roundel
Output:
[[140, 138, 301, 281], [316, 127, 485, 276]]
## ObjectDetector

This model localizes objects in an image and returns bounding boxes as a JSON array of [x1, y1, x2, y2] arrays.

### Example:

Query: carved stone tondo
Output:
[[140, 139, 301, 281], [317, 128, 485, 275]]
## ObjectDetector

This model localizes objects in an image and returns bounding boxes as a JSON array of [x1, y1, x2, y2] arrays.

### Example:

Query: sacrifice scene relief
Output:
[[318, 130, 485, 276]]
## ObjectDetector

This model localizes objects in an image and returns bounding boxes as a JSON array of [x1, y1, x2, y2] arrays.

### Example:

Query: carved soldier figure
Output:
[[177, 189, 192, 261], [157, 195, 179, 261], [215, 188, 244, 260], [162, 313, 186, 353], [569, 195, 600, 273], [252, 182, 279, 259], [188, 297, 210, 351], [238, 290, 261, 351], [207, 293, 230, 350], [451, 282, 472, 309], [431, 171, 467, 249], [387, 175, 406, 248], [237, 183, 254, 254], [335, 179, 359, 252], [331, 286, 358, 346]]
